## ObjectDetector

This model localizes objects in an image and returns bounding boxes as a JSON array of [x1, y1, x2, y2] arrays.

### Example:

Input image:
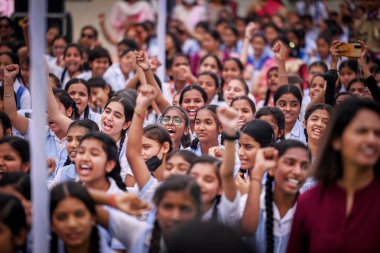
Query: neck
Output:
[[68, 70, 80, 78], [200, 139, 218, 155], [273, 187, 297, 218], [174, 81, 186, 91], [202, 200, 213, 216], [55, 129, 67, 140], [285, 121, 296, 135], [152, 162, 166, 182], [307, 140, 319, 157], [109, 132, 121, 143], [85, 177, 110, 191], [190, 121, 195, 133], [338, 161, 374, 193], [173, 139, 181, 151], [66, 240, 90, 253]]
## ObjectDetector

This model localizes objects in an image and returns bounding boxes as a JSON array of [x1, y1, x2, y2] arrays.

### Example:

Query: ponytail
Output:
[[265, 173, 274, 253], [211, 195, 221, 222], [148, 219, 162, 253]]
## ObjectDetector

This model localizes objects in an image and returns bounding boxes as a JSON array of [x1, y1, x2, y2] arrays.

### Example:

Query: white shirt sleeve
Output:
[[20, 87, 31, 110]]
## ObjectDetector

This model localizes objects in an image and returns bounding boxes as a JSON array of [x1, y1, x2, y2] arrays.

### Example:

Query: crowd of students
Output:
[[0, 0, 380, 252]]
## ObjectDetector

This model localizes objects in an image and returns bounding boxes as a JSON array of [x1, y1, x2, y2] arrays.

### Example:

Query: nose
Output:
[[285, 104, 291, 111], [170, 208, 181, 222], [67, 215, 78, 227], [238, 110, 244, 119], [71, 139, 79, 148], [238, 146, 244, 156]]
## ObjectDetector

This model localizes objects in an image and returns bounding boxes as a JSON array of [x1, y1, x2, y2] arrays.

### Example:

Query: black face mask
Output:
[[145, 156, 163, 173]]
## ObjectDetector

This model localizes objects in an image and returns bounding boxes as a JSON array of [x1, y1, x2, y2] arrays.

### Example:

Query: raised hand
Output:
[[47, 158, 56, 177], [272, 41, 287, 62], [209, 146, 225, 158], [134, 51, 150, 71], [3, 64, 19, 85], [98, 13, 106, 24], [216, 106, 239, 135], [357, 40, 368, 66], [136, 84, 157, 110], [330, 40, 346, 62], [252, 147, 279, 178], [112, 193, 151, 216], [235, 174, 250, 195], [245, 22, 258, 40]]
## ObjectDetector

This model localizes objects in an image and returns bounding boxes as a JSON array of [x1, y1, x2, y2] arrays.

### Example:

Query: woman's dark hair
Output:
[[190, 105, 220, 150], [79, 132, 126, 190], [166, 32, 182, 54], [307, 60, 328, 73], [265, 140, 311, 253], [198, 71, 219, 90], [160, 106, 191, 148], [50, 182, 100, 253], [256, 106, 285, 140], [310, 73, 326, 86], [0, 52, 24, 83], [338, 60, 359, 74], [200, 54, 223, 72], [88, 47, 112, 66], [165, 150, 197, 166], [273, 84, 303, 105], [168, 52, 190, 69], [87, 76, 114, 98], [49, 73, 61, 89], [0, 136, 29, 164], [231, 96, 256, 114], [0, 193, 28, 251], [264, 67, 279, 106], [104, 94, 135, 155], [150, 175, 202, 253], [252, 32, 268, 44], [62, 119, 100, 166], [0, 172, 31, 200], [143, 124, 173, 152], [179, 84, 208, 105], [190, 155, 221, 221], [63, 43, 83, 59], [347, 77, 366, 91], [64, 78, 91, 118], [241, 119, 274, 147], [223, 57, 244, 72], [53, 88, 80, 120], [117, 39, 139, 51], [0, 111, 12, 136], [204, 29, 222, 43], [304, 103, 333, 142], [228, 78, 249, 95], [316, 33, 332, 47], [314, 98, 380, 186]]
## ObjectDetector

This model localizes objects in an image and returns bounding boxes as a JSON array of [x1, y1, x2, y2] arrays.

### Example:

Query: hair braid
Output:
[[118, 129, 127, 155], [211, 195, 221, 222], [88, 226, 100, 253], [265, 173, 274, 253], [62, 155, 73, 167], [190, 137, 199, 150], [50, 232, 58, 253], [148, 219, 162, 253], [83, 105, 90, 119]]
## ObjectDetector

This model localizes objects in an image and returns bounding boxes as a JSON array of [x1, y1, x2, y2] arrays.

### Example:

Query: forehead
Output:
[[66, 47, 80, 54], [278, 93, 299, 101], [347, 109, 380, 129], [312, 76, 325, 83], [223, 60, 238, 69], [191, 163, 216, 175], [67, 125, 88, 136], [79, 138, 104, 149], [183, 89, 203, 99], [82, 27, 95, 35], [167, 155, 188, 164], [54, 197, 89, 213], [159, 191, 196, 207], [0, 143, 17, 154], [68, 83, 88, 92], [280, 148, 310, 162], [196, 109, 215, 120], [198, 75, 214, 82], [228, 80, 243, 87], [232, 99, 251, 108], [142, 135, 160, 146], [164, 109, 183, 117], [173, 56, 189, 65], [309, 109, 330, 119], [0, 54, 13, 63], [239, 132, 260, 145], [105, 101, 125, 114], [202, 57, 217, 65]]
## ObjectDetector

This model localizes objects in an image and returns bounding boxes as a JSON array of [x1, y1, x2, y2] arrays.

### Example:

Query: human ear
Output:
[[5, 128, 12, 136], [105, 160, 116, 173], [22, 162, 30, 173], [66, 107, 73, 118], [123, 121, 131, 131], [268, 167, 275, 176], [162, 142, 170, 154]]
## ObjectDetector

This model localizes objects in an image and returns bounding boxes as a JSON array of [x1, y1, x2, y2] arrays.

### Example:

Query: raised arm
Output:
[[324, 40, 342, 106], [216, 106, 239, 201], [272, 41, 288, 86], [3, 64, 29, 134], [126, 85, 157, 189], [240, 22, 257, 65], [240, 148, 278, 235], [135, 51, 170, 112], [98, 13, 119, 45]]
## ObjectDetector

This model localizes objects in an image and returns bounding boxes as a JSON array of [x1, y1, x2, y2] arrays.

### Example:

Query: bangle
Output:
[[250, 177, 262, 184], [4, 93, 14, 97], [108, 194, 118, 207], [134, 109, 144, 119], [223, 131, 240, 141]]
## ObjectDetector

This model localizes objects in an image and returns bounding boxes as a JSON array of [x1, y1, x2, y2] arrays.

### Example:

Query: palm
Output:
[[217, 107, 239, 130]]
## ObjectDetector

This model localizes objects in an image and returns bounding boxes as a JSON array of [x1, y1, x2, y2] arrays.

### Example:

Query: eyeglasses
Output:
[[160, 116, 183, 126], [81, 33, 94, 39]]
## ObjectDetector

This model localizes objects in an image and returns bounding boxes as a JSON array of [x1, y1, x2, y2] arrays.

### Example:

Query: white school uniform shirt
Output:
[[14, 79, 31, 110], [103, 63, 133, 91], [285, 120, 306, 144], [117, 135, 133, 182], [80, 109, 102, 128]]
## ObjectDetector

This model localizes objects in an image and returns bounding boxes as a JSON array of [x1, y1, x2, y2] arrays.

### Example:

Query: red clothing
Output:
[[287, 179, 380, 253]]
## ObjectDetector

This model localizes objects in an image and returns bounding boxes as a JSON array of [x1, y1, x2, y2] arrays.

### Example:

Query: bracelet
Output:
[[108, 194, 118, 207], [223, 131, 240, 141], [4, 93, 14, 97], [134, 109, 144, 119], [250, 177, 262, 184]]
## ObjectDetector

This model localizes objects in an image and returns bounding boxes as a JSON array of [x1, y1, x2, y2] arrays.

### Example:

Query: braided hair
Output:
[[264, 173, 274, 253], [50, 182, 100, 253], [65, 78, 91, 119]]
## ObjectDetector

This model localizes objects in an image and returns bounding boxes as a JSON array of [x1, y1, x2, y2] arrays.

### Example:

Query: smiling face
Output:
[[305, 109, 330, 143], [101, 101, 129, 141], [48, 99, 73, 133], [90, 86, 110, 111], [232, 99, 255, 128], [238, 133, 261, 170], [190, 163, 221, 206], [75, 138, 114, 187], [0, 143, 29, 180], [333, 109, 380, 169], [66, 126, 89, 163], [348, 81, 366, 97], [52, 38, 67, 58], [199, 56, 219, 75], [90, 57, 110, 77], [307, 65, 325, 84], [222, 60, 242, 85], [267, 69, 279, 93], [180, 89, 205, 122], [160, 109, 188, 148], [339, 66, 357, 89], [164, 155, 191, 178], [272, 148, 310, 195], [67, 83, 89, 115], [194, 109, 220, 145], [120, 52, 134, 76], [198, 75, 218, 103], [156, 191, 197, 240], [223, 79, 246, 105], [51, 197, 94, 250], [310, 76, 326, 99], [275, 93, 301, 127], [64, 47, 82, 75]]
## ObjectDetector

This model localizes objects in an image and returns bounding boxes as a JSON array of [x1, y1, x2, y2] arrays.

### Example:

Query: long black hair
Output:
[[304, 103, 333, 143], [240, 119, 275, 148], [50, 182, 100, 253], [64, 78, 91, 119], [79, 132, 126, 190], [255, 106, 285, 141], [53, 88, 80, 120]]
